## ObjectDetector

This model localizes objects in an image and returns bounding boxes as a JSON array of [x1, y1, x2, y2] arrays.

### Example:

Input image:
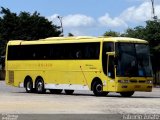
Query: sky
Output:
[[0, 0, 160, 36]]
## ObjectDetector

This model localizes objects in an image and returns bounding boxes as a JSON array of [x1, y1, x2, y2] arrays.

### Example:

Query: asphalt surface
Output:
[[0, 81, 160, 119]]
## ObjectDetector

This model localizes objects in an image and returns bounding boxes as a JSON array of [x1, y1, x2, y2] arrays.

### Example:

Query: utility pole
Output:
[[57, 16, 64, 36], [151, 0, 158, 21]]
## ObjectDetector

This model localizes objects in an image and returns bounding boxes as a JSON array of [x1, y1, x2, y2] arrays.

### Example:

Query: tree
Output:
[[0, 7, 62, 56], [103, 30, 120, 37], [122, 21, 160, 48], [145, 21, 160, 73], [145, 21, 160, 48], [68, 33, 74, 37], [122, 26, 146, 39]]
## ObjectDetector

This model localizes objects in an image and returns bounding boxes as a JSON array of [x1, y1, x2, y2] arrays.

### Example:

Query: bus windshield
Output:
[[116, 43, 153, 77]]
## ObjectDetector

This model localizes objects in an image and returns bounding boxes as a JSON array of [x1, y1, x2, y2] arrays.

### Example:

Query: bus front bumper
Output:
[[116, 83, 153, 92]]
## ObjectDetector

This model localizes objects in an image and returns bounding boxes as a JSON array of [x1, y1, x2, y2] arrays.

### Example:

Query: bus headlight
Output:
[[146, 80, 153, 84], [118, 80, 129, 83]]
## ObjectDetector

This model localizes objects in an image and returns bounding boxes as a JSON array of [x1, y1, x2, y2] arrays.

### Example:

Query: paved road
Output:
[[0, 81, 160, 115]]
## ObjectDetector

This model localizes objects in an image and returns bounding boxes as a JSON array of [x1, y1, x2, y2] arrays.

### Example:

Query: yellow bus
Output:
[[5, 36, 153, 97]]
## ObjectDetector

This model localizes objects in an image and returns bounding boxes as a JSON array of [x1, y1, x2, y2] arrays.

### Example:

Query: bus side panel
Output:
[[44, 60, 104, 90], [6, 60, 109, 91]]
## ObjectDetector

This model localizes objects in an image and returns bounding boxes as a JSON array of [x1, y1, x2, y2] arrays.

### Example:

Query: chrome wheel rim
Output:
[[96, 84, 102, 92], [37, 82, 43, 92], [27, 82, 31, 91]]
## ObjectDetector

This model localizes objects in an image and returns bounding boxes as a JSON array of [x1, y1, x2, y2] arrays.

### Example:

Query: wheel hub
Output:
[[37, 82, 43, 92], [96, 84, 102, 92]]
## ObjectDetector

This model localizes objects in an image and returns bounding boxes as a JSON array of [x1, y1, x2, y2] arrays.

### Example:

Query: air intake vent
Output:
[[130, 80, 137, 83], [139, 80, 145, 83]]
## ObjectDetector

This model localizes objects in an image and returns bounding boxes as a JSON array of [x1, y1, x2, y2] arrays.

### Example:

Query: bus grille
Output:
[[9, 71, 14, 84], [130, 80, 137, 83], [139, 80, 145, 83]]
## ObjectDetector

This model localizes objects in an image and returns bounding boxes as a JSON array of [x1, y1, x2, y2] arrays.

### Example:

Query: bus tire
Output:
[[25, 78, 34, 93], [50, 89, 62, 94], [65, 90, 74, 95], [92, 81, 105, 96], [35, 78, 46, 94], [120, 91, 134, 97]]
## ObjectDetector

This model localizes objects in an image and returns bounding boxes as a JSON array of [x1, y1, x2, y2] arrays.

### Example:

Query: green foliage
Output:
[[103, 30, 120, 37], [145, 21, 160, 47], [68, 33, 74, 37], [0, 7, 61, 41], [123, 21, 160, 47], [122, 26, 146, 39], [154, 45, 160, 52], [0, 7, 62, 56]]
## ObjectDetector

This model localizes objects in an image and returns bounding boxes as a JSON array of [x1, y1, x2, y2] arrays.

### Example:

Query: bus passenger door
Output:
[[107, 55, 116, 91]]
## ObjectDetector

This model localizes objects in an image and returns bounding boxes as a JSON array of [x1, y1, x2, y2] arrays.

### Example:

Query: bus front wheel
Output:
[[92, 81, 107, 96], [35, 79, 46, 94], [120, 91, 134, 97]]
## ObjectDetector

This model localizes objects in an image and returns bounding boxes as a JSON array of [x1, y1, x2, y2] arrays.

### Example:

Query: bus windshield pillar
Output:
[[106, 52, 115, 79]]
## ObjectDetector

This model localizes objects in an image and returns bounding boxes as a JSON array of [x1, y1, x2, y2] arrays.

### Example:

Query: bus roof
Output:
[[7, 36, 148, 45], [104, 37, 148, 43]]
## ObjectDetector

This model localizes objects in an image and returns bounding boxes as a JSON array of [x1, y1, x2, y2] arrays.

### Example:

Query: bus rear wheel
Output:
[[50, 89, 62, 94], [65, 90, 74, 95], [35, 79, 46, 94], [25, 80, 34, 93], [120, 91, 134, 97]]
